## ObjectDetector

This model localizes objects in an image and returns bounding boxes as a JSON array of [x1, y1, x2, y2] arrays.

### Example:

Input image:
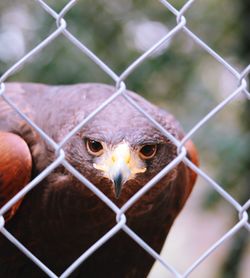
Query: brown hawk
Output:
[[0, 83, 198, 278]]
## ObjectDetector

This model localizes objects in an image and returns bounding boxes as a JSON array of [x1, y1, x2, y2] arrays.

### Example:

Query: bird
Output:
[[0, 82, 199, 278]]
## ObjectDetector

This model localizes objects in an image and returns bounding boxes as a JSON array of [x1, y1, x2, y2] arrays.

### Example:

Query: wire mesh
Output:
[[0, 0, 249, 277]]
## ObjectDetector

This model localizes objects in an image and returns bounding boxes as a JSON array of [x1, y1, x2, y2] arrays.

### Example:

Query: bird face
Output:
[[84, 138, 158, 198]]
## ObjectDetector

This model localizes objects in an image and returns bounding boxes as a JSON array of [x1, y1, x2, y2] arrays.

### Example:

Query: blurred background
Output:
[[0, 0, 249, 277]]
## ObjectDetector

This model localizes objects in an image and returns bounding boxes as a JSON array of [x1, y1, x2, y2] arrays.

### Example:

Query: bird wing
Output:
[[0, 84, 35, 221], [185, 139, 199, 196], [0, 132, 32, 221]]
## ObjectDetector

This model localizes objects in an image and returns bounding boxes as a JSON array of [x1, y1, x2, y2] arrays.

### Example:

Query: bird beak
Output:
[[113, 173, 123, 198], [94, 142, 146, 198]]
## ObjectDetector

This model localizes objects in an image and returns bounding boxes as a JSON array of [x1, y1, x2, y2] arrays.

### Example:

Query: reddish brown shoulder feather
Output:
[[185, 139, 199, 194], [0, 132, 32, 221]]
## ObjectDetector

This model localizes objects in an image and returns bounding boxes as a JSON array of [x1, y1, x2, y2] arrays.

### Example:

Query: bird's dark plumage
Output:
[[0, 83, 198, 278]]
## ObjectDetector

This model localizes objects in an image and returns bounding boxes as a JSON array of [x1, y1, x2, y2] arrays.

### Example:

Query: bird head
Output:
[[85, 138, 158, 198]]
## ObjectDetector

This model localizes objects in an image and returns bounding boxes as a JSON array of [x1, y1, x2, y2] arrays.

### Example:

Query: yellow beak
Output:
[[93, 142, 146, 198]]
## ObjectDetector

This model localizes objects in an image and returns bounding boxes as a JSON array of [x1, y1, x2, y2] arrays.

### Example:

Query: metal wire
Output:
[[0, 0, 249, 277]]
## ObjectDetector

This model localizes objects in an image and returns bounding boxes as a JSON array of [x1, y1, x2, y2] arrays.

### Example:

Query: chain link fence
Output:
[[0, 0, 249, 277]]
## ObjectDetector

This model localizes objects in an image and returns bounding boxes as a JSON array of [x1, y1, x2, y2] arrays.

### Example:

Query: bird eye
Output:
[[86, 139, 104, 156], [139, 144, 157, 160]]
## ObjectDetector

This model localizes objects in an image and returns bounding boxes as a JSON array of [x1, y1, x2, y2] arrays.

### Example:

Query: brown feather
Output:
[[185, 139, 199, 198], [0, 132, 32, 221]]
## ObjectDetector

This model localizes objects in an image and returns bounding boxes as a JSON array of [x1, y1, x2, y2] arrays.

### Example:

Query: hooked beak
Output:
[[94, 142, 146, 198], [113, 173, 123, 198]]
